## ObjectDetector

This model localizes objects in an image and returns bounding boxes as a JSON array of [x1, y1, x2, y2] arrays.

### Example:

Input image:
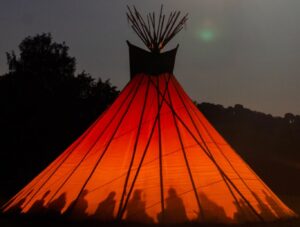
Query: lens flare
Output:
[[198, 28, 216, 42]]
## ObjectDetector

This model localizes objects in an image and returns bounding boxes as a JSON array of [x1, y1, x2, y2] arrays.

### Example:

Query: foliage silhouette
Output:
[[0, 33, 119, 204], [198, 103, 300, 198]]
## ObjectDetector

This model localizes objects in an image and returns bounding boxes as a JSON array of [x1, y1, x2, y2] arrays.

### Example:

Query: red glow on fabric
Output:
[[3, 74, 297, 223]]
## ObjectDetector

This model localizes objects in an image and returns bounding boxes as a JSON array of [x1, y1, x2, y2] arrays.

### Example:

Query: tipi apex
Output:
[[1, 6, 297, 224]]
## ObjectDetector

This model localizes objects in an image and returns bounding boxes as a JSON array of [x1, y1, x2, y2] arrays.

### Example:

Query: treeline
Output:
[[0, 34, 299, 204], [198, 103, 300, 197], [199, 102, 300, 161]]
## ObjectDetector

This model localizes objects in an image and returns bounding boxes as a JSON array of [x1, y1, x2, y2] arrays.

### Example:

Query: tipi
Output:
[[2, 6, 297, 224]]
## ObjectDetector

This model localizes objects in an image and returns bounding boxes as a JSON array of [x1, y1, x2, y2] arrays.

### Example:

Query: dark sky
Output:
[[1, 0, 300, 116]]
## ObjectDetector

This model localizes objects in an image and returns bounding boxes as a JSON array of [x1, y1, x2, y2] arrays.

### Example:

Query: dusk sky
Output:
[[1, 0, 300, 116]]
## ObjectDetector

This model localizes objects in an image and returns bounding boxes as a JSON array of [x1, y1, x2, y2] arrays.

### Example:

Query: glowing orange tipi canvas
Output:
[[2, 6, 297, 224]]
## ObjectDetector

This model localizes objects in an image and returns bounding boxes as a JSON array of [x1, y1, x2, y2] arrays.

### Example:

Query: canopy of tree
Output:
[[0, 34, 119, 200]]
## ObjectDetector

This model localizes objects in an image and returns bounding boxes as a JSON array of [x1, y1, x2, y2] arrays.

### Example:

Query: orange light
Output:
[[3, 74, 297, 223]]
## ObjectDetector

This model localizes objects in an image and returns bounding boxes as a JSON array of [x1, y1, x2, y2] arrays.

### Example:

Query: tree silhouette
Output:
[[0, 34, 118, 202], [6, 33, 75, 78], [198, 102, 300, 201]]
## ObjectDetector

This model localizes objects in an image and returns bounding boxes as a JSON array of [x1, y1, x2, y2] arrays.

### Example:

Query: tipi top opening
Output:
[[127, 5, 188, 54]]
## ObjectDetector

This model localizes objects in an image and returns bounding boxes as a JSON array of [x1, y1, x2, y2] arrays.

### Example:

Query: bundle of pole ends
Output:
[[126, 5, 188, 53]]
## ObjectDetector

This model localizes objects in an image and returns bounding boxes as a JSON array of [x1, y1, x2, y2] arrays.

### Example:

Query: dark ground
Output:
[[0, 214, 299, 227]]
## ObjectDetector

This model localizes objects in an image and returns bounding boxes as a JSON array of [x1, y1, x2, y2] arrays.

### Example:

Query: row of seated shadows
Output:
[[233, 190, 288, 222], [7, 188, 188, 223], [6, 188, 284, 223]]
